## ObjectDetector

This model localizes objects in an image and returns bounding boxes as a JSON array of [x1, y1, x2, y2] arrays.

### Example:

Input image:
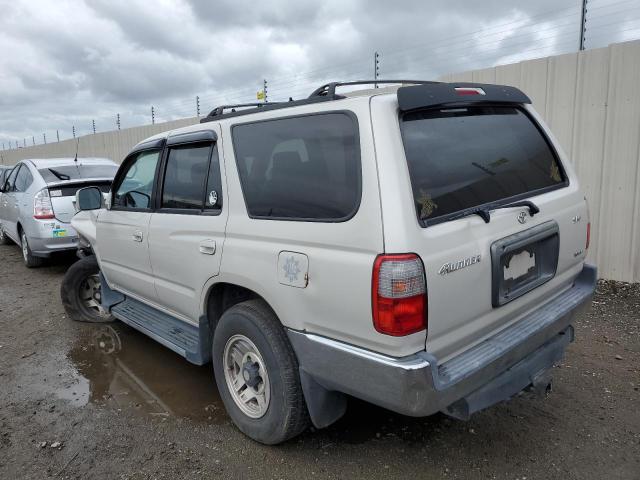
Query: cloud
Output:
[[0, 0, 635, 147]]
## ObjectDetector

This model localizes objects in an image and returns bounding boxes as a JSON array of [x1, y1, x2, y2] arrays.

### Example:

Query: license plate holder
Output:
[[491, 221, 559, 307]]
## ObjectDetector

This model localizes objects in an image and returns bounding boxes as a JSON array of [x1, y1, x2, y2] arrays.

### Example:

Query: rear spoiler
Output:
[[397, 82, 531, 112], [45, 178, 113, 189]]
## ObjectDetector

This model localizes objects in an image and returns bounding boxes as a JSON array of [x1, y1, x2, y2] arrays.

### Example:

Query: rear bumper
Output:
[[288, 264, 597, 419], [27, 220, 78, 257]]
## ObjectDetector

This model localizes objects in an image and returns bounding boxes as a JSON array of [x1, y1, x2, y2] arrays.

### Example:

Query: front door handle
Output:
[[132, 231, 143, 242], [199, 239, 216, 255]]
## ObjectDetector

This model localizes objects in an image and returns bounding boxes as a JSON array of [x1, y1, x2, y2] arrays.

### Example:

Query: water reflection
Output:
[[67, 323, 227, 423]]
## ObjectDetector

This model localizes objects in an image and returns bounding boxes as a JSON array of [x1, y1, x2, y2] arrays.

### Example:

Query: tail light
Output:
[[33, 188, 55, 219], [372, 253, 427, 336], [586, 222, 591, 250], [454, 87, 486, 96]]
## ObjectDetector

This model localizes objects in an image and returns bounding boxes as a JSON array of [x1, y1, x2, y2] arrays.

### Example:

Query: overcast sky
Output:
[[0, 0, 638, 149]]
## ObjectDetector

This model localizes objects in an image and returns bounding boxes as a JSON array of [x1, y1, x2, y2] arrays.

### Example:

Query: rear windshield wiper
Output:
[[448, 200, 540, 224], [48, 168, 71, 181]]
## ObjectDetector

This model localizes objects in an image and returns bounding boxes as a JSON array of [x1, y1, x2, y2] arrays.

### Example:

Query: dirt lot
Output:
[[0, 244, 638, 480]]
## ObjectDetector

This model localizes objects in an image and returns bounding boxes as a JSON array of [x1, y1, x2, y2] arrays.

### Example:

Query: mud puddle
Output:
[[62, 323, 227, 423]]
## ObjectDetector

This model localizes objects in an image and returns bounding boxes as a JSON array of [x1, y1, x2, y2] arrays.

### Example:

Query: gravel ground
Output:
[[0, 243, 638, 479]]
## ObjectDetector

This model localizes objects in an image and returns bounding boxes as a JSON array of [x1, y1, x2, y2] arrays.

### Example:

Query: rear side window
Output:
[[14, 165, 33, 192], [160, 143, 221, 211], [232, 113, 360, 221], [401, 106, 566, 225]]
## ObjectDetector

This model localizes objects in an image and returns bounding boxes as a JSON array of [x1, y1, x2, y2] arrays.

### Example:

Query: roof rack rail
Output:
[[205, 102, 283, 118], [308, 80, 440, 99]]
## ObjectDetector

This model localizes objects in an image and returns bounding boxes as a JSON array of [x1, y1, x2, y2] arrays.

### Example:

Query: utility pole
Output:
[[117, 113, 121, 130], [23, 139, 26, 148], [374, 51, 380, 87], [43, 133, 46, 144], [92, 119, 96, 134], [72, 126, 76, 138], [151, 106, 155, 124], [263, 79, 268, 103], [196, 96, 200, 117], [15, 141, 18, 149], [32, 136, 35, 146], [579, 0, 588, 51], [56, 130, 60, 142]]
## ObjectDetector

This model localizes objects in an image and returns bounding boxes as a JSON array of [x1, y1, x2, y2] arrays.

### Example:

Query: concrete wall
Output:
[[0, 117, 199, 167], [2, 40, 639, 281], [440, 40, 640, 283]]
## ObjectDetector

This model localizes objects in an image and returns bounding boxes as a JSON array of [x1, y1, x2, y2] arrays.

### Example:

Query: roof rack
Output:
[[205, 102, 283, 118], [308, 80, 440, 99], [199, 79, 440, 123]]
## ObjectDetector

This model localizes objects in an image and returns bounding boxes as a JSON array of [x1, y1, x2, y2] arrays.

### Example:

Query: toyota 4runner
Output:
[[62, 80, 596, 444]]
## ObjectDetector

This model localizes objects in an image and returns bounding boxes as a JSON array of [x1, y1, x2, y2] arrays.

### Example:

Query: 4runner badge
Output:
[[439, 255, 481, 275]]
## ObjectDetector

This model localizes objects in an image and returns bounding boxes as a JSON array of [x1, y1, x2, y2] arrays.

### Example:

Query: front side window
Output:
[[232, 113, 360, 221], [400, 106, 566, 225], [113, 150, 160, 209], [4, 167, 19, 191], [160, 143, 220, 211]]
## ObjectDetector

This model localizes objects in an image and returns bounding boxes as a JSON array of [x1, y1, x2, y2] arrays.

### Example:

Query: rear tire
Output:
[[61, 255, 114, 323], [212, 299, 309, 444], [0, 225, 12, 245], [20, 231, 44, 268]]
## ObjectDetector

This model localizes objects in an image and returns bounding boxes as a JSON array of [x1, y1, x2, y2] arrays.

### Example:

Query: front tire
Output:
[[20, 231, 44, 268], [61, 255, 114, 323], [212, 299, 309, 444]]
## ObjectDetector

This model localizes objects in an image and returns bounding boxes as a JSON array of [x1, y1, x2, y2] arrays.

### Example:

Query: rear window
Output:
[[232, 113, 360, 221], [400, 106, 566, 225], [38, 164, 118, 183]]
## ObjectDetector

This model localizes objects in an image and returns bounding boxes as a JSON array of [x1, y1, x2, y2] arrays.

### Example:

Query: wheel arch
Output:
[[203, 281, 277, 338]]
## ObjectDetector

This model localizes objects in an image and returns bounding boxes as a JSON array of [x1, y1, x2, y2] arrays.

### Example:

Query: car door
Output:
[[1, 165, 22, 241], [96, 144, 163, 304], [147, 129, 227, 323]]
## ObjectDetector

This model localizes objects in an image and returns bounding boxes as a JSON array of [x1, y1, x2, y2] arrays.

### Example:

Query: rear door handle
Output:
[[199, 239, 216, 255], [132, 231, 143, 242]]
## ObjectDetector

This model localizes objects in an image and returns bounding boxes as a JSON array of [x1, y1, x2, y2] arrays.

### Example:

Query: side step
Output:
[[110, 297, 210, 365]]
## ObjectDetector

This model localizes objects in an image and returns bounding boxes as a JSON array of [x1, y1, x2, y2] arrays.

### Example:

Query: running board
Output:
[[110, 296, 210, 365]]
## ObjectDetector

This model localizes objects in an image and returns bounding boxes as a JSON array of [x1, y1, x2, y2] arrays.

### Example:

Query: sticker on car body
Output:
[[52, 229, 67, 238]]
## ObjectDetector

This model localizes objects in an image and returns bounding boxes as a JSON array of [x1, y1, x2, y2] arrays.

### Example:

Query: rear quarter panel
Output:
[[212, 98, 427, 357]]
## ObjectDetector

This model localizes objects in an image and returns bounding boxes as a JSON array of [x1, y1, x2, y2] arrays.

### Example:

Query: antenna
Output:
[[74, 137, 80, 163]]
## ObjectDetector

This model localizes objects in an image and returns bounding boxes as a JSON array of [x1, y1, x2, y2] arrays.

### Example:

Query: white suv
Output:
[[62, 80, 596, 444]]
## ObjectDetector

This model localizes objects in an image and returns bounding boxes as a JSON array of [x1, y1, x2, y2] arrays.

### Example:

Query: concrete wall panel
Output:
[[1, 117, 199, 166], [596, 41, 640, 281]]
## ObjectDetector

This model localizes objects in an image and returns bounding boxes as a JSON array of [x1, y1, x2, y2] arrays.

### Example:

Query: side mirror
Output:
[[76, 187, 104, 211]]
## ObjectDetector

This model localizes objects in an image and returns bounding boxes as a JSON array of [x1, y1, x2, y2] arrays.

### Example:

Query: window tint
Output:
[[38, 164, 117, 183], [400, 106, 565, 224], [14, 165, 33, 192], [232, 113, 360, 220], [113, 150, 160, 209], [161, 144, 213, 210]]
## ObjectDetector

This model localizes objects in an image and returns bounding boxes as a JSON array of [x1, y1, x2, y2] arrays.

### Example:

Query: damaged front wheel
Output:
[[61, 255, 114, 323]]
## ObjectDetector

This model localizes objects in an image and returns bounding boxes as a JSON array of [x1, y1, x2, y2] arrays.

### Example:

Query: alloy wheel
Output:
[[223, 334, 271, 418]]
